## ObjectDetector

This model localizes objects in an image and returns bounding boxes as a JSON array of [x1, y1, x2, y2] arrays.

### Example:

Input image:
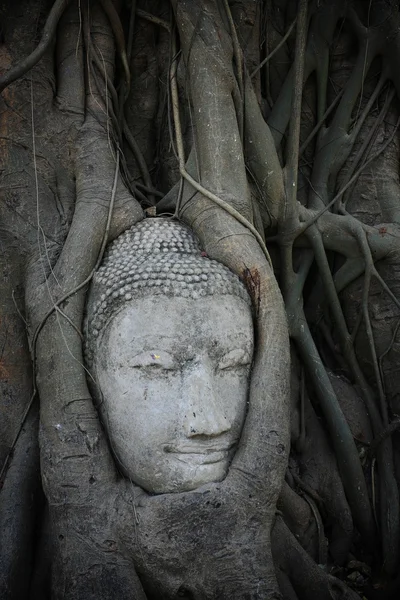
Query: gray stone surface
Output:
[[87, 219, 254, 493]]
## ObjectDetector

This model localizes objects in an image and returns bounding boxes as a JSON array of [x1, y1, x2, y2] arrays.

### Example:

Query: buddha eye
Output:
[[217, 348, 252, 371], [128, 351, 178, 371]]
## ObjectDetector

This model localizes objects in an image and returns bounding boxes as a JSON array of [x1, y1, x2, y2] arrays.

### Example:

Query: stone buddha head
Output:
[[85, 218, 254, 494]]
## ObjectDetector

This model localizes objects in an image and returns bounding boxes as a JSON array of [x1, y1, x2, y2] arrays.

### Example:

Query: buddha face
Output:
[[94, 294, 253, 494]]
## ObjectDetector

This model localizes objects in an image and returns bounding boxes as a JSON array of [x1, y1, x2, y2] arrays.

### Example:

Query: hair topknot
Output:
[[84, 218, 251, 366]]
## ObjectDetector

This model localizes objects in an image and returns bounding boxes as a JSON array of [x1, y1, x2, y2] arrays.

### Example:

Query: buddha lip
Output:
[[164, 443, 235, 455], [165, 447, 232, 466]]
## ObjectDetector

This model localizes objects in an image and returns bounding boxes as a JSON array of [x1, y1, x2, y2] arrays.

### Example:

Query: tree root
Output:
[[30, 150, 121, 365], [98, 0, 130, 93], [0, 0, 72, 93], [272, 516, 361, 600], [169, 37, 273, 268], [251, 18, 297, 79]]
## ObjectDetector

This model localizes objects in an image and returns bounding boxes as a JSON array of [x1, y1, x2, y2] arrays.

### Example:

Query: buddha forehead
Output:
[[99, 295, 254, 362]]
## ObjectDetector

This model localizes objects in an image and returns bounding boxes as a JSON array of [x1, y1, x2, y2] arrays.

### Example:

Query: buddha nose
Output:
[[183, 361, 230, 437]]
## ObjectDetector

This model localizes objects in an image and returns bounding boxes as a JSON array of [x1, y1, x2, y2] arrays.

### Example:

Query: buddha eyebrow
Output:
[[128, 335, 176, 342], [130, 352, 175, 363]]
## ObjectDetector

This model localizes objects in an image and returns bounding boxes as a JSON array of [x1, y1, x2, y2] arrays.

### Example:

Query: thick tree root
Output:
[[272, 517, 362, 600]]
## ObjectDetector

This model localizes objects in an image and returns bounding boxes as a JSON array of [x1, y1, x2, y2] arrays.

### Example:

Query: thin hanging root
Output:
[[0, 390, 36, 485], [283, 0, 307, 229], [136, 9, 171, 32], [98, 0, 130, 92], [223, 0, 244, 139], [349, 72, 387, 144], [302, 492, 327, 565], [0, 0, 72, 93], [362, 265, 388, 424], [82, 3, 117, 128], [126, 0, 137, 63], [379, 316, 400, 378], [342, 84, 394, 208], [251, 18, 297, 79], [84, 36, 147, 205], [355, 231, 388, 425], [299, 88, 344, 157], [296, 367, 306, 453], [123, 119, 155, 204], [88, 58, 119, 133], [87, 38, 119, 109], [85, 34, 154, 203], [351, 304, 363, 343], [371, 458, 378, 527], [169, 35, 272, 268]]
